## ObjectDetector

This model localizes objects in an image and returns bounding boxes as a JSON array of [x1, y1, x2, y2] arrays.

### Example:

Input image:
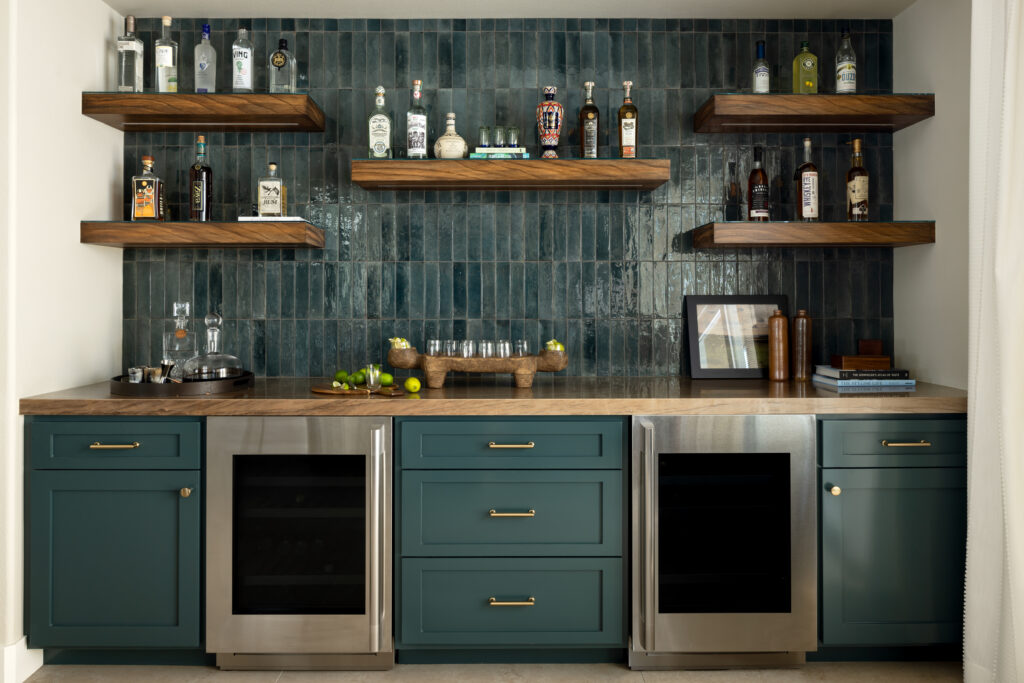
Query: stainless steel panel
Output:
[[206, 417, 392, 657], [215, 652, 395, 670]]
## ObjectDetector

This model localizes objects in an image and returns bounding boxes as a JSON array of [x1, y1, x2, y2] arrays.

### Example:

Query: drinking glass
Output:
[[478, 126, 491, 148], [460, 340, 476, 358], [444, 339, 458, 356], [479, 340, 495, 358], [515, 339, 529, 356], [493, 126, 506, 147], [497, 339, 512, 358], [506, 126, 520, 147], [426, 339, 441, 356], [128, 367, 144, 383], [364, 365, 382, 391]]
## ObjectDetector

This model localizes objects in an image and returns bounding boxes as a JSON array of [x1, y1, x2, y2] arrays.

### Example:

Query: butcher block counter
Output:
[[20, 376, 967, 416]]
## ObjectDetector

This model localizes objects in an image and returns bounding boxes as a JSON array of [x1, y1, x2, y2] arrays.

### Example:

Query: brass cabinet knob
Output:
[[829, 485, 842, 496], [179, 487, 192, 498]]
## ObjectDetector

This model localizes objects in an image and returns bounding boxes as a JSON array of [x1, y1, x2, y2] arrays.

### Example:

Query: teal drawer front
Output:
[[398, 418, 625, 469], [821, 419, 966, 468], [29, 418, 201, 470], [401, 470, 622, 557], [400, 558, 624, 647]]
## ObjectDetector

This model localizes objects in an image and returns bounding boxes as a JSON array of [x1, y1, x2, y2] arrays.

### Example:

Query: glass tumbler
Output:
[[444, 339, 458, 356], [426, 339, 441, 356], [478, 126, 491, 148], [506, 126, 520, 147], [460, 340, 476, 358], [515, 339, 529, 356], [479, 340, 495, 358], [493, 126, 506, 147], [364, 365, 382, 391], [497, 339, 512, 358]]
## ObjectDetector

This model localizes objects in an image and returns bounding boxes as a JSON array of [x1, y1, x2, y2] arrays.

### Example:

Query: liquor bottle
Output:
[[162, 301, 194, 381], [155, 16, 178, 93], [257, 162, 286, 217], [792, 41, 817, 94], [795, 138, 819, 221], [724, 161, 741, 220], [269, 39, 297, 93], [368, 86, 392, 159], [433, 112, 468, 159], [232, 28, 254, 93], [406, 80, 428, 159], [194, 24, 216, 93], [131, 155, 164, 221], [747, 147, 770, 221], [752, 40, 769, 94], [846, 138, 869, 221], [617, 81, 637, 159], [835, 27, 857, 93], [116, 15, 143, 93], [579, 81, 599, 158], [189, 135, 213, 221]]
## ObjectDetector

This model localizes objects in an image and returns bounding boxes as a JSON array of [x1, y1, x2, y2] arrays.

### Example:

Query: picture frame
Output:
[[685, 295, 789, 379]]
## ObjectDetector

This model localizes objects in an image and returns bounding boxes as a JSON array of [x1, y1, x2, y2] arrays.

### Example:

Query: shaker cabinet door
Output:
[[28, 470, 201, 648], [820, 467, 966, 646]]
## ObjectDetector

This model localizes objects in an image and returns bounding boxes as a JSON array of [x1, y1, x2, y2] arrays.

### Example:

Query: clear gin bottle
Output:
[[116, 15, 143, 92]]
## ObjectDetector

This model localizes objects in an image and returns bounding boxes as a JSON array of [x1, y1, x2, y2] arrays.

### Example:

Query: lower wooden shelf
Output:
[[80, 221, 325, 248], [692, 221, 935, 248]]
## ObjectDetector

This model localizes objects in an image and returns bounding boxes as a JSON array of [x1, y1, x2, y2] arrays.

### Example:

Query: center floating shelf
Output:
[[81, 92, 325, 132], [80, 221, 325, 248], [692, 222, 936, 248], [351, 159, 671, 191], [694, 94, 935, 133]]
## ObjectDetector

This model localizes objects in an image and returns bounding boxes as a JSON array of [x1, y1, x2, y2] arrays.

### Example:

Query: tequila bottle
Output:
[[131, 155, 165, 221], [257, 162, 287, 217], [368, 86, 392, 158], [617, 81, 638, 158], [162, 302, 194, 381], [194, 24, 216, 93], [579, 81, 599, 158], [116, 15, 143, 93], [154, 16, 178, 93], [792, 41, 817, 94], [232, 28, 254, 93], [406, 80, 428, 159], [835, 28, 857, 93], [752, 40, 769, 93], [189, 135, 213, 221], [795, 138, 819, 221], [269, 39, 297, 93]]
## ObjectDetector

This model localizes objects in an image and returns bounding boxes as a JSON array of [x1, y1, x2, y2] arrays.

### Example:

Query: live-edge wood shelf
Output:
[[692, 222, 935, 248], [351, 159, 671, 191], [80, 221, 325, 248], [82, 93, 325, 132], [694, 94, 935, 133]]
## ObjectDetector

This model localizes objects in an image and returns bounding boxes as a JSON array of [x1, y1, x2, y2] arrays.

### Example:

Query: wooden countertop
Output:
[[20, 377, 967, 417]]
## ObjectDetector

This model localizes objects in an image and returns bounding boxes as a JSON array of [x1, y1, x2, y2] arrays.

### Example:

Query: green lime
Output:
[[334, 370, 348, 383], [352, 372, 366, 386], [380, 372, 394, 387], [404, 377, 421, 393]]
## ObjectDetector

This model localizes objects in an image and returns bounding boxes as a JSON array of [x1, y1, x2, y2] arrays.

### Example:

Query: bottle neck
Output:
[[162, 24, 171, 40], [206, 328, 220, 354], [375, 96, 386, 110], [803, 145, 813, 164], [142, 164, 155, 175], [851, 152, 863, 167]]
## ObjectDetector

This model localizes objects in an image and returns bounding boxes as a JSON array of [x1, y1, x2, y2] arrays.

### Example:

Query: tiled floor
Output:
[[25, 661, 963, 682]]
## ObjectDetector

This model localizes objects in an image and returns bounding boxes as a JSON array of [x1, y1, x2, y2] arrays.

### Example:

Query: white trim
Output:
[[1, 638, 42, 683]]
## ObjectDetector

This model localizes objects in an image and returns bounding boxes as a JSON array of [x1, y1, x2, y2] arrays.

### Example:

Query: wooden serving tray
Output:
[[310, 384, 405, 397], [387, 347, 568, 389]]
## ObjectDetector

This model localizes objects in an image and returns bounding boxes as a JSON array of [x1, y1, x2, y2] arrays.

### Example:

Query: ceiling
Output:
[[102, 0, 917, 20]]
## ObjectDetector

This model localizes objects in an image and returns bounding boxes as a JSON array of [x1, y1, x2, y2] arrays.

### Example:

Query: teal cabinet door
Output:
[[28, 470, 201, 648], [29, 418, 201, 470], [820, 467, 966, 646], [821, 419, 966, 468]]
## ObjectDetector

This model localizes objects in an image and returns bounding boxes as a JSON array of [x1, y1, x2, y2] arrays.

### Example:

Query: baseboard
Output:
[[1, 637, 43, 683]]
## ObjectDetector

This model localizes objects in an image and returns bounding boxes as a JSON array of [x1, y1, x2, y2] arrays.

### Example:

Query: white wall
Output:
[[893, 0, 970, 389], [0, 0, 124, 680]]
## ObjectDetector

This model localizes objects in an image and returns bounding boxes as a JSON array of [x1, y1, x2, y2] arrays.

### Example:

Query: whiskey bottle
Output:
[[116, 15, 143, 93], [792, 41, 817, 94], [795, 138, 819, 221], [752, 40, 769, 94], [835, 27, 857, 93], [269, 39, 297, 93], [194, 24, 216, 93], [189, 135, 213, 221], [579, 81, 599, 158], [747, 147, 770, 221], [406, 80, 428, 159], [617, 81, 637, 159], [154, 16, 178, 93], [257, 162, 287, 217], [368, 86, 392, 159], [232, 28, 254, 93], [846, 138, 869, 221], [131, 155, 164, 221]]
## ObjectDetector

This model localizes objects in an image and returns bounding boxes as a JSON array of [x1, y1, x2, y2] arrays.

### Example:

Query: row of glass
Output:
[[425, 339, 530, 358]]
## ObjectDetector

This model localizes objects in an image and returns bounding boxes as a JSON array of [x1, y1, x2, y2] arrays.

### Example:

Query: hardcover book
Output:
[[815, 365, 910, 380], [812, 374, 916, 387]]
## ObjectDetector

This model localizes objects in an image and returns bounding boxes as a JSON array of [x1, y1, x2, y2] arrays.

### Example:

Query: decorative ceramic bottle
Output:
[[769, 309, 790, 381], [536, 86, 564, 159], [433, 112, 468, 159], [791, 309, 812, 381]]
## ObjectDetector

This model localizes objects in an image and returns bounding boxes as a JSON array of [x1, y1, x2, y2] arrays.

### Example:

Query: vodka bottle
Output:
[[194, 24, 217, 93], [752, 40, 769, 94], [406, 80, 428, 159], [368, 86, 393, 159], [232, 28, 254, 93], [835, 28, 857, 94], [154, 16, 178, 93], [269, 39, 297, 93], [116, 15, 143, 93]]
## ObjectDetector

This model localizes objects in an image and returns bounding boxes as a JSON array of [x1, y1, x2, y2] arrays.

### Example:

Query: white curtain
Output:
[[965, 0, 1024, 680]]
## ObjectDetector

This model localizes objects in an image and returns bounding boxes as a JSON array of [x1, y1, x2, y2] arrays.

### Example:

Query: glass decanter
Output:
[[182, 313, 244, 380], [162, 302, 194, 380]]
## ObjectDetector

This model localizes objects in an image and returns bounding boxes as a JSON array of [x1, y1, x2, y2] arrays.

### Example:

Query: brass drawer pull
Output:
[[488, 441, 535, 449], [881, 440, 932, 447], [489, 509, 536, 518], [89, 441, 140, 450], [179, 488, 192, 498], [489, 596, 535, 607]]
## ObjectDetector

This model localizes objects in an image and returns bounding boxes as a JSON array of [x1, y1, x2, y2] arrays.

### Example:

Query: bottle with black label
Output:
[[189, 135, 213, 221], [268, 39, 296, 93], [579, 81, 599, 159], [795, 138, 819, 221], [617, 81, 637, 159], [747, 147, 770, 221], [846, 138, 869, 221]]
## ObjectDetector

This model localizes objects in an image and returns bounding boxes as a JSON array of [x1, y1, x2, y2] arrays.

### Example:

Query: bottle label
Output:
[[233, 48, 252, 89], [407, 113, 427, 155], [847, 176, 868, 215], [750, 183, 770, 218], [836, 61, 856, 92], [118, 39, 142, 56], [271, 51, 287, 69], [753, 66, 770, 93], [155, 45, 174, 67], [376, 95, 385, 107], [801, 172, 819, 218], [369, 114, 392, 157], [258, 181, 282, 215], [133, 179, 157, 219], [191, 179, 206, 213], [620, 117, 636, 158], [583, 118, 597, 158]]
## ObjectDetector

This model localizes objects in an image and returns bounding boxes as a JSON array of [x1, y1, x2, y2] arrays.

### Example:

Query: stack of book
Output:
[[811, 365, 916, 392], [469, 147, 530, 159]]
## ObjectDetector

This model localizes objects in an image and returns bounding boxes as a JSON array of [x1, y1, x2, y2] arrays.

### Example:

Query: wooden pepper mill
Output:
[[791, 309, 812, 381], [768, 309, 789, 381]]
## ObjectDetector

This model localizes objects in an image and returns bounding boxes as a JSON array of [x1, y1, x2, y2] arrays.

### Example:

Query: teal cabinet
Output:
[[30, 418, 201, 470]]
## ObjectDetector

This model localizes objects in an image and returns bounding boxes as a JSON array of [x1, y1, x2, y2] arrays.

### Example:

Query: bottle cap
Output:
[[754, 146, 763, 161], [237, 27, 248, 37], [197, 134, 206, 143], [584, 81, 595, 89], [162, 16, 172, 26], [413, 79, 422, 86], [800, 40, 809, 48], [375, 85, 386, 96], [268, 162, 278, 169], [543, 85, 557, 96], [142, 155, 154, 163], [798, 309, 807, 315], [803, 137, 812, 144], [125, 15, 135, 32], [278, 38, 288, 50], [202, 23, 211, 37], [849, 138, 863, 153]]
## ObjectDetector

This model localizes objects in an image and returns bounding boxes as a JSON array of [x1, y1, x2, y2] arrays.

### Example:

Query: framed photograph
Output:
[[685, 295, 788, 379]]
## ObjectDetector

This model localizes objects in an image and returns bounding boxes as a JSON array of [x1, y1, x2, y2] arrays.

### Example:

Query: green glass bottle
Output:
[[792, 41, 818, 94]]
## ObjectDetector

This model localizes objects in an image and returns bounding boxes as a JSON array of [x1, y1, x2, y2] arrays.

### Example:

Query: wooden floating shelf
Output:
[[351, 159, 671, 191], [694, 94, 935, 133], [692, 222, 936, 248], [80, 221, 325, 248], [82, 92, 325, 132]]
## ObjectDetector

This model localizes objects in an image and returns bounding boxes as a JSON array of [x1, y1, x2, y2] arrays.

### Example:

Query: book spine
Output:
[[813, 376, 916, 387], [469, 153, 529, 159], [839, 370, 910, 379]]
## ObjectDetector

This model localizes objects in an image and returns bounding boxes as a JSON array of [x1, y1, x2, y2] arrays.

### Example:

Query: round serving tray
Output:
[[109, 371, 255, 397]]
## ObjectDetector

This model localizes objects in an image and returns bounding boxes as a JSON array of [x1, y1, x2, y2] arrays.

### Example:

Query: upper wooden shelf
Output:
[[81, 93, 325, 132], [80, 221, 325, 248], [693, 94, 935, 133], [351, 159, 671, 191], [692, 221, 935, 248]]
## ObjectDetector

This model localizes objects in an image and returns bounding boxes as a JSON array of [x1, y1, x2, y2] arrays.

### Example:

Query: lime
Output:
[[404, 377, 421, 393], [352, 372, 366, 386], [332, 380, 342, 388], [380, 372, 394, 387], [334, 370, 348, 383]]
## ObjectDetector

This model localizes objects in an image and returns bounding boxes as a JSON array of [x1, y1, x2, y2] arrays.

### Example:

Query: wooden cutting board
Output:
[[310, 384, 405, 397]]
